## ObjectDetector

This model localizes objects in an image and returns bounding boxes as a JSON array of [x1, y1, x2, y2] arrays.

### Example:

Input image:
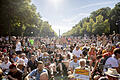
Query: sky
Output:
[[31, 0, 120, 35]]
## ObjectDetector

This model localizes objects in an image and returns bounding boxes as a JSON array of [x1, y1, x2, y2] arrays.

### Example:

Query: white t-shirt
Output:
[[104, 56, 119, 72], [69, 60, 80, 70], [68, 52, 73, 59], [0, 61, 11, 70], [72, 49, 82, 58], [23, 58, 28, 65], [15, 42, 22, 51]]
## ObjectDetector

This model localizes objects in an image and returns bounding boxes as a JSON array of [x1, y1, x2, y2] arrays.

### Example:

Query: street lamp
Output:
[[116, 20, 120, 34]]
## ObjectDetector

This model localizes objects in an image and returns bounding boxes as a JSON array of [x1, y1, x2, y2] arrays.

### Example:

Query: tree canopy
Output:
[[0, 0, 57, 37], [63, 2, 120, 36]]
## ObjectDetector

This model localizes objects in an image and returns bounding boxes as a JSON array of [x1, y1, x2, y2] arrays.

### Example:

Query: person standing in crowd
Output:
[[25, 61, 48, 80]]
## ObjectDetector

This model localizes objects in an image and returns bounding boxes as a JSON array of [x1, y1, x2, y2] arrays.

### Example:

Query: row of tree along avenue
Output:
[[0, 0, 57, 37], [63, 2, 120, 37]]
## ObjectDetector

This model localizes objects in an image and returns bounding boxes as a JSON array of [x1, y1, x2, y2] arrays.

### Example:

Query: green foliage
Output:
[[0, 0, 57, 37], [109, 2, 120, 33], [63, 4, 120, 36], [40, 21, 57, 37]]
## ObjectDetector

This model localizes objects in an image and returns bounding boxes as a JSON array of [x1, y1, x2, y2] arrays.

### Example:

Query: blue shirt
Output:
[[28, 68, 48, 80], [13, 57, 19, 62]]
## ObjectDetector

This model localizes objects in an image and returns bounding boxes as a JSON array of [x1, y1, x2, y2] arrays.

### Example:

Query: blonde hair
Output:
[[40, 72, 48, 80]]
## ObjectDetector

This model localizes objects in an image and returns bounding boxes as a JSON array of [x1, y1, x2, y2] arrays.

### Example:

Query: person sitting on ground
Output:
[[25, 61, 48, 80], [27, 48, 35, 59], [17, 58, 28, 79], [17, 59, 26, 72], [79, 59, 86, 69], [37, 49, 43, 60], [40, 72, 48, 80], [88, 47, 97, 67], [41, 44, 47, 53], [104, 48, 120, 73], [105, 68, 120, 80], [69, 55, 80, 73], [21, 53, 28, 66], [15, 39, 22, 55], [91, 55, 103, 80], [42, 52, 50, 68], [0, 56, 11, 73], [73, 59, 87, 73], [54, 54, 63, 75], [62, 55, 69, 69], [27, 55, 37, 73], [11, 53, 19, 63], [73, 59, 89, 79], [72, 45, 83, 59], [8, 63, 23, 80]]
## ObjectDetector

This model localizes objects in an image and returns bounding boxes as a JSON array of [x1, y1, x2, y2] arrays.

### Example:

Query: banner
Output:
[[73, 68, 89, 80]]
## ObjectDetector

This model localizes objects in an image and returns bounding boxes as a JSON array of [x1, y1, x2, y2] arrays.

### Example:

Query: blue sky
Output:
[[31, 0, 120, 35]]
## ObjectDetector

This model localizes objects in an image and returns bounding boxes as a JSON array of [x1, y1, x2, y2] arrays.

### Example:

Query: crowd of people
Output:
[[0, 33, 120, 80]]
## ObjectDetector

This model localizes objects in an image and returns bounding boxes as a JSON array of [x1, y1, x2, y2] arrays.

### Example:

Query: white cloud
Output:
[[62, 13, 90, 22], [62, 13, 90, 28], [74, 1, 116, 10], [53, 1, 116, 35]]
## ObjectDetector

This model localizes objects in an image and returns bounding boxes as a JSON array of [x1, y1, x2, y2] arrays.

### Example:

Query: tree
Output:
[[86, 18, 94, 35], [109, 2, 120, 33], [0, 0, 57, 37]]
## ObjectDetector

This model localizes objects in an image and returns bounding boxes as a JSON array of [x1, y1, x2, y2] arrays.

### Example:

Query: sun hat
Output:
[[116, 42, 120, 46], [105, 68, 120, 78]]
